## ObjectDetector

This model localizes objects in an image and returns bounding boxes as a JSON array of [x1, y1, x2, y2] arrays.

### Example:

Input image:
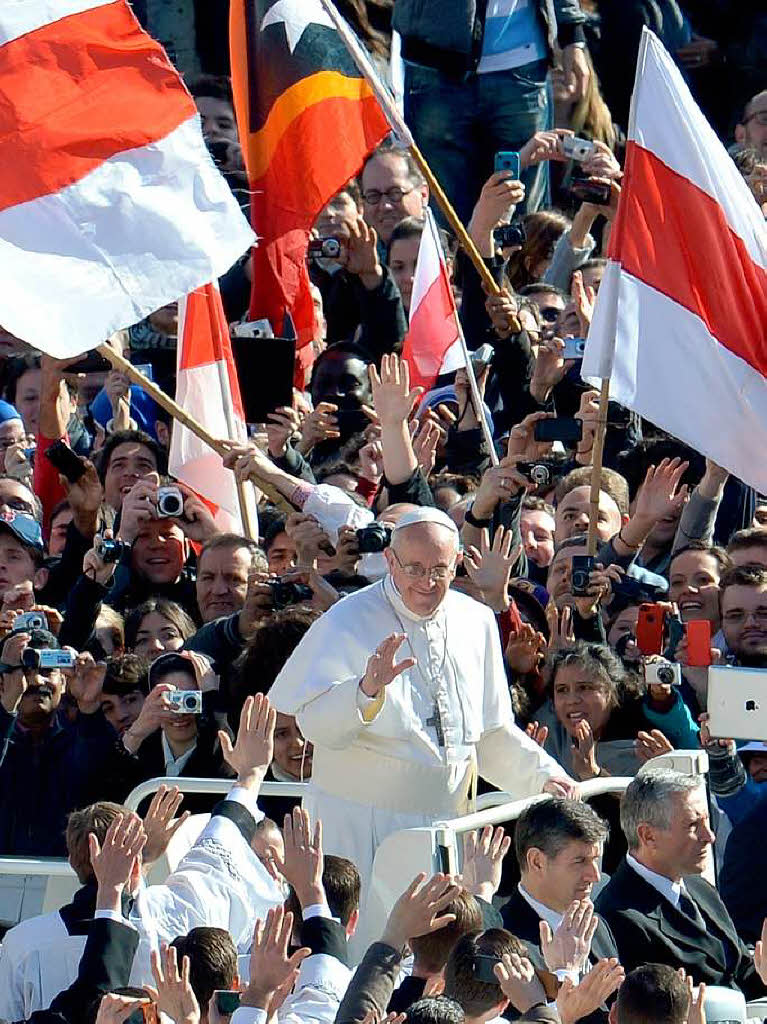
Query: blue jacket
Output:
[[393, 0, 586, 75]]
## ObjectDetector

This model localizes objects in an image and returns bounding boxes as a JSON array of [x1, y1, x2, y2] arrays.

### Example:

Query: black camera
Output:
[[493, 221, 527, 248], [96, 538, 128, 564], [516, 462, 552, 488], [269, 580, 314, 610], [571, 554, 595, 596], [308, 237, 342, 259], [356, 523, 392, 553]]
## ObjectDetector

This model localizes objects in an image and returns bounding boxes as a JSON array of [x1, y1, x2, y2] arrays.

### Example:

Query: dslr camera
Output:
[[356, 523, 392, 553], [156, 486, 184, 518], [307, 237, 342, 260], [13, 611, 48, 633], [270, 579, 314, 610], [644, 659, 682, 687], [95, 537, 128, 564], [516, 462, 552, 488], [22, 648, 76, 670], [167, 690, 203, 714], [493, 221, 527, 248]]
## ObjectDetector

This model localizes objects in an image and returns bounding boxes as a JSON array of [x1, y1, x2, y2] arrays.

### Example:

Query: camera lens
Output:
[[531, 466, 550, 486], [160, 494, 182, 516], [182, 693, 197, 712], [658, 667, 673, 684]]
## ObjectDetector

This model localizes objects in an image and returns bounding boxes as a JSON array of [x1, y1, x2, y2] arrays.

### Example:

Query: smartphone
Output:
[[132, 363, 154, 382], [664, 614, 684, 660], [637, 603, 666, 657], [562, 136, 595, 162], [215, 991, 242, 1014], [45, 439, 86, 483], [230, 335, 295, 424], [562, 337, 587, 360], [64, 349, 113, 375], [334, 407, 370, 439], [126, 1007, 158, 1024], [470, 343, 494, 372], [533, 418, 583, 444], [570, 179, 611, 204], [472, 955, 502, 983], [494, 151, 521, 179], [571, 554, 595, 596], [686, 619, 712, 667]]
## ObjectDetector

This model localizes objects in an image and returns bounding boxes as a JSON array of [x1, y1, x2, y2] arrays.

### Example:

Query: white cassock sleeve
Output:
[[475, 607, 572, 797]]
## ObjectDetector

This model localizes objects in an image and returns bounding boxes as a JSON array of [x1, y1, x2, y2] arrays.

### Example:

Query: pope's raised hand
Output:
[[360, 633, 416, 698]]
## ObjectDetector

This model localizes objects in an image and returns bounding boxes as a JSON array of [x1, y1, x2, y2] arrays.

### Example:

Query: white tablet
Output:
[[707, 664, 767, 742]]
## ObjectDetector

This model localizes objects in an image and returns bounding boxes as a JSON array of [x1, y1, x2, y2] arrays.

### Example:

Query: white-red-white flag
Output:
[[169, 284, 252, 532], [402, 210, 464, 392], [582, 28, 767, 490], [0, 0, 254, 356]]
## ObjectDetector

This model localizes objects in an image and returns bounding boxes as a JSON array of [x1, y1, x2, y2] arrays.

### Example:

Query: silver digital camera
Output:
[[13, 611, 48, 633], [22, 648, 76, 670], [644, 659, 682, 686], [167, 690, 203, 714], [156, 486, 184, 518]]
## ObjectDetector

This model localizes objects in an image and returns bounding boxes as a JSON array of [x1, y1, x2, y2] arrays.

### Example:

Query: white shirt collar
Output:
[[161, 733, 197, 778], [626, 853, 683, 907], [382, 573, 446, 624], [518, 883, 564, 932]]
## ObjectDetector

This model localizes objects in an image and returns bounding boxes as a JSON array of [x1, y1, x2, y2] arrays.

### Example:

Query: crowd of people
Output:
[[0, 0, 766, 1022]]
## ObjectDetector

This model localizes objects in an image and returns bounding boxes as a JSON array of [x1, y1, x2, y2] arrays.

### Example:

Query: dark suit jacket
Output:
[[27, 916, 139, 1024], [500, 887, 619, 1023], [595, 859, 764, 999]]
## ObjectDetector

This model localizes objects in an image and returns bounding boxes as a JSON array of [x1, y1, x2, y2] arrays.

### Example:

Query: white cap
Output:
[[392, 507, 459, 536], [739, 741, 767, 754]]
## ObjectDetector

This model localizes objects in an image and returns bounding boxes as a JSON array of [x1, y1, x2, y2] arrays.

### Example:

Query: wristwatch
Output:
[[464, 504, 492, 529]]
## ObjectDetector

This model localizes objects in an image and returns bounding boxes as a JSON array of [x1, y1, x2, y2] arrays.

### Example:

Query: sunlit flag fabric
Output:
[[169, 283, 252, 532], [0, 0, 254, 357], [402, 210, 464, 393], [582, 28, 767, 491], [230, 0, 390, 381]]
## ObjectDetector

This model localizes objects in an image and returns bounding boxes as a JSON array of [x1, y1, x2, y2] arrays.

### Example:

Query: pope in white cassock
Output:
[[268, 506, 576, 934]]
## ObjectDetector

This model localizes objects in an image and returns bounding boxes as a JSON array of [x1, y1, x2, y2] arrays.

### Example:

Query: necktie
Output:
[[678, 890, 706, 929]]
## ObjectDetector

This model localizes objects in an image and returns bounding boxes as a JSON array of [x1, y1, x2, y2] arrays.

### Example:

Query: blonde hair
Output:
[[569, 52, 617, 150]]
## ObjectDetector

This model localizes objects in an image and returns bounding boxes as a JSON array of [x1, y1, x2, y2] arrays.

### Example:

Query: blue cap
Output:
[[0, 400, 22, 425], [0, 511, 44, 553]]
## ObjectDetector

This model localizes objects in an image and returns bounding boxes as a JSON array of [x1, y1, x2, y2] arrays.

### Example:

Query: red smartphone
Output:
[[637, 603, 666, 656], [686, 620, 712, 667]]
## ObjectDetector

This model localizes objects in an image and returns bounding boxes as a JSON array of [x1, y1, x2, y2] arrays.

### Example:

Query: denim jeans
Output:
[[404, 60, 551, 226]]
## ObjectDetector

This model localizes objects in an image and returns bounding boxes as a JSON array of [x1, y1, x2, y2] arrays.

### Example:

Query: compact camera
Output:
[[516, 462, 552, 488], [156, 486, 184, 518], [356, 523, 392, 553], [562, 135, 595, 162], [231, 319, 274, 339], [493, 221, 527, 248], [167, 690, 203, 714], [22, 648, 76, 670], [270, 580, 314, 610], [95, 538, 128, 564], [562, 337, 587, 360], [644, 659, 682, 687], [308, 237, 342, 259], [13, 611, 48, 633]]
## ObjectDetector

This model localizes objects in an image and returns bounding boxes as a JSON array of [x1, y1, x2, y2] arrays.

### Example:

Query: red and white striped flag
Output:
[[583, 28, 767, 490], [169, 284, 253, 532], [402, 210, 465, 392], [0, 1, 254, 357]]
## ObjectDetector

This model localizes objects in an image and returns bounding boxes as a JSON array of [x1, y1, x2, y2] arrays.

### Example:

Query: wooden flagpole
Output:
[[586, 378, 611, 556]]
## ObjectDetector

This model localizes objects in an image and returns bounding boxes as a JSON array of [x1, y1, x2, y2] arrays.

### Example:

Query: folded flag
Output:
[[0, 0, 254, 357], [230, 0, 390, 381], [582, 28, 767, 491], [402, 210, 464, 393]]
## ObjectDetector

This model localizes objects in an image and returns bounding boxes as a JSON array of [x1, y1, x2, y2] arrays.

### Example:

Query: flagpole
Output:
[[455, 315, 499, 468], [316, 0, 520, 332], [586, 378, 611, 556], [97, 344, 290, 514], [216, 360, 258, 540]]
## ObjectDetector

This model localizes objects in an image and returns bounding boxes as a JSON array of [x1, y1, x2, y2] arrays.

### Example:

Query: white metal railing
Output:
[[123, 776, 308, 812], [0, 858, 75, 877]]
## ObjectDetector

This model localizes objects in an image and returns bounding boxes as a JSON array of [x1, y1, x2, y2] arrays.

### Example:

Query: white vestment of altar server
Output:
[[269, 575, 568, 946]]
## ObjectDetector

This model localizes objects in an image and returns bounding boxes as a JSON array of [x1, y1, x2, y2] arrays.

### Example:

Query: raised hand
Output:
[[297, 402, 340, 453], [343, 217, 382, 290], [556, 958, 625, 1024], [525, 721, 549, 747], [147, 944, 201, 1024], [241, 905, 311, 1010], [507, 411, 556, 464], [122, 683, 176, 753], [95, 994, 154, 1024], [754, 918, 767, 985], [494, 951, 546, 1013], [219, 693, 276, 788], [275, 807, 324, 908], [546, 603, 576, 651], [686, 976, 707, 1024], [412, 418, 440, 476], [635, 729, 674, 764], [89, 812, 147, 910], [485, 289, 519, 340], [238, 570, 277, 638], [369, 354, 423, 428], [68, 652, 106, 714], [519, 128, 572, 168], [285, 512, 333, 569], [632, 459, 690, 534], [266, 404, 302, 459], [462, 825, 511, 902], [464, 526, 521, 612], [469, 460, 530, 521], [570, 720, 601, 780], [540, 899, 599, 974], [360, 633, 416, 699], [381, 872, 461, 950], [530, 338, 573, 403], [571, 270, 595, 337], [142, 784, 191, 865]]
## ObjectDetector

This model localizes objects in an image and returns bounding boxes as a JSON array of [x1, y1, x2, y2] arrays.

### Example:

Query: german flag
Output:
[[230, 0, 391, 380]]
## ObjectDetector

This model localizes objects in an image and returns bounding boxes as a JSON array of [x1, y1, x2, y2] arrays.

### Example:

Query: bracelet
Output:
[[464, 504, 492, 529], [617, 526, 641, 552]]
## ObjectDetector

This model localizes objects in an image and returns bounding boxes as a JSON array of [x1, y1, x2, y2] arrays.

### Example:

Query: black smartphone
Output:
[[215, 991, 241, 1014], [64, 349, 113, 375], [45, 440, 86, 483], [533, 418, 583, 443], [570, 179, 611, 205], [472, 955, 502, 983], [230, 335, 295, 424], [334, 407, 370, 439], [571, 554, 595, 596]]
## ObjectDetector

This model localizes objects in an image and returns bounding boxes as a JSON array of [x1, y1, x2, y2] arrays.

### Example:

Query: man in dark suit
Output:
[[500, 799, 618, 1022], [595, 769, 767, 998]]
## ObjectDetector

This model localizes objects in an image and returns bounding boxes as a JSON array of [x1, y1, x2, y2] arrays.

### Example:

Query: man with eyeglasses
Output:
[[735, 90, 767, 157], [360, 141, 429, 246], [269, 505, 575, 952], [719, 565, 767, 669]]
